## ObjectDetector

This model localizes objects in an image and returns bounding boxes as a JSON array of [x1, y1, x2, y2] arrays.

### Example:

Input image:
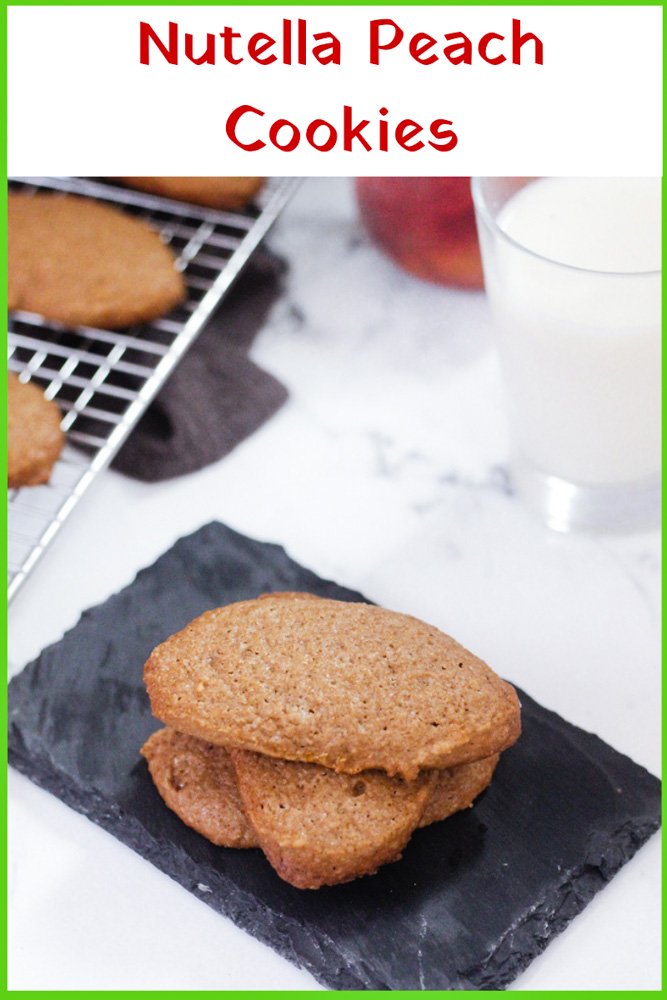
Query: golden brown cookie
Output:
[[142, 727, 499, 888], [144, 595, 521, 780], [8, 193, 186, 329], [8, 373, 64, 487], [141, 728, 257, 848], [419, 754, 498, 828], [118, 177, 264, 211], [230, 749, 436, 889]]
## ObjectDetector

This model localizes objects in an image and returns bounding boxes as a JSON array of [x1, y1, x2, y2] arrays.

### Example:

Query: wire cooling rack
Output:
[[8, 176, 299, 602]]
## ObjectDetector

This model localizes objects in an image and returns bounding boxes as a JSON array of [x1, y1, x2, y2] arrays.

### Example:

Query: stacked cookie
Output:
[[143, 594, 521, 889]]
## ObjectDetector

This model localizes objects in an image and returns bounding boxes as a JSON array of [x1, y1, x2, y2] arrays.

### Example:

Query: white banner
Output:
[[8, 5, 663, 175]]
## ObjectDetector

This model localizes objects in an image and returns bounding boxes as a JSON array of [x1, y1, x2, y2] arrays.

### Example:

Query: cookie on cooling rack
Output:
[[8, 194, 186, 329], [117, 177, 264, 210], [8, 372, 65, 488]]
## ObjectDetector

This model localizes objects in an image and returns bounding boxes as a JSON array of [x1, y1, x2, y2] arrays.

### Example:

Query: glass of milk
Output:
[[472, 177, 661, 532]]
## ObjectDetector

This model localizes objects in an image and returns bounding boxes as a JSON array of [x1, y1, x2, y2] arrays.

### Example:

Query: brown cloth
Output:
[[113, 252, 288, 482]]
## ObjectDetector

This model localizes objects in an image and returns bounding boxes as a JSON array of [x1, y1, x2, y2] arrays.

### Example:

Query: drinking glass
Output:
[[472, 177, 661, 532]]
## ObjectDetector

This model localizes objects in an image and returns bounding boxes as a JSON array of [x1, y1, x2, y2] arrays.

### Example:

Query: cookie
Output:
[[8, 373, 64, 487], [118, 177, 264, 211], [232, 752, 499, 887], [8, 194, 186, 329], [419, 754, 498, 828], [142, 727, 498, 888], [144, 595, 521, 780], [141, 728, 257, 848], [231, 749, 436, 889]]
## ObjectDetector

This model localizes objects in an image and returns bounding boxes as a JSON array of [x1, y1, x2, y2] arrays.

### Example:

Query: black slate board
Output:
[[8, 522, 661, 990]]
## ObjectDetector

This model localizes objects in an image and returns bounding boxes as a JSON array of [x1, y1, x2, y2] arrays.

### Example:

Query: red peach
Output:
[[356, 177, 483, 290]]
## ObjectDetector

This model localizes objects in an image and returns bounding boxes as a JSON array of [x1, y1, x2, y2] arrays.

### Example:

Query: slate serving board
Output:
[[8, 521, 661, 990]]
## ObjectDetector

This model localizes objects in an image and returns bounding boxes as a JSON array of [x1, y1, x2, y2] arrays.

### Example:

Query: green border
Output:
[[3, 1, 663, 996]]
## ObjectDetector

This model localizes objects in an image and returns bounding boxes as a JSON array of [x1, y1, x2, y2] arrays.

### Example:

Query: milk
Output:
[[480, 177, 661, 487]]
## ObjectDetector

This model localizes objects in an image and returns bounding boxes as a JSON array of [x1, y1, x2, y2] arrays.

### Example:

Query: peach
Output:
[[356, 177, 483, 289]]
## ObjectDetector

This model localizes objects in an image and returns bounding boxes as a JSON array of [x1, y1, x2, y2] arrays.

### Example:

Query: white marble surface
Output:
[[8, 178, 661, 990]]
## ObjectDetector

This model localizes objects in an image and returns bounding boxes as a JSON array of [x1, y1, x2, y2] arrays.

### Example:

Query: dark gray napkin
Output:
[[112, 252, 288, 482]]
